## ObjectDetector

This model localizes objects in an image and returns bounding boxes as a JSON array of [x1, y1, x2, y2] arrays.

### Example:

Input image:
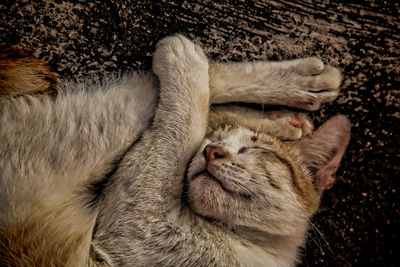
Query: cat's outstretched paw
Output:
[[287, 57, 342, 111], [152, 34, 208, 88], [265, 110, 314, 140]]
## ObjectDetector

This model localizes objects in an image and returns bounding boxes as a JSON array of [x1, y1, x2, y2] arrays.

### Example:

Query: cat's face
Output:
[[187, 126, 319, 235], [187, 115, 350, 236]]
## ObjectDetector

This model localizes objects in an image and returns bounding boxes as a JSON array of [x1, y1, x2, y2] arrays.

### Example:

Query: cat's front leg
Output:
[[152, 35, 210, 154], [97, 34, 210, 226], [93, 35, 211, 265], [209, 57, 342, 110], [209, 105, 314, 140]]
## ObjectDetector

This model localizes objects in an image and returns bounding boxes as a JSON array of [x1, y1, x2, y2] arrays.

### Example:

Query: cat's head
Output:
[[187, 114, 350, 236]]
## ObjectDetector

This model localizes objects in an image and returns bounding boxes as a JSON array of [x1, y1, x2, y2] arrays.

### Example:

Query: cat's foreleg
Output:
[[208, 58, 342, 110], [208, 105, 314, 140], [135, 34, 210, 204], [93, 35, 211, 265], [125, 34, 210, 209]]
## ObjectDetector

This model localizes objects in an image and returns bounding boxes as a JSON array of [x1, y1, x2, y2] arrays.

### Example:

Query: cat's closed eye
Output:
[[238, 146, 269, 154], [238, 147, 247, 154]]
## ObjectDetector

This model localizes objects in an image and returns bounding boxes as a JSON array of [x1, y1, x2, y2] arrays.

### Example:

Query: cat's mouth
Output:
[[191, 169, 251, 199], [194, 171, 229, 192], [187, 156, 251, 198]]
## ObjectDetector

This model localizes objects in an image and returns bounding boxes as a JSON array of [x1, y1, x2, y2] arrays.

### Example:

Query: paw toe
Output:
[[304, 117, 314, 131], [284, 112, 314, 138], [298, 113, 314, 136], [305, 57, 325, 75], [322, 65, 342, 88], [267, 110, 284, 120], [310, 65, 342, 91], [288, 113, 314, 136], [294, 57, 324, 76], [288, 115, 302, 129]]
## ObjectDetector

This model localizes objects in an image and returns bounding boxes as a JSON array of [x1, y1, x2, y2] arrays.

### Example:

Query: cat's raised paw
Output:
[[152, 34, 208, 82]]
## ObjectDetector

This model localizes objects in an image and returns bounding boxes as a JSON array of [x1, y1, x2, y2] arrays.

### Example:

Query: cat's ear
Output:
[[299, 115, 351, 194]]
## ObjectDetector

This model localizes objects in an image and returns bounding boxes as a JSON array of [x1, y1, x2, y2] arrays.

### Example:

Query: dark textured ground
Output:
[[1, 0, 399, 266]]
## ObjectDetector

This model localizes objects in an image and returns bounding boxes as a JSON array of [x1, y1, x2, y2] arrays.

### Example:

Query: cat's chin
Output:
[[193, 171, 224, 187], [187, 170, 231, 219], [192, 171, 237, 195], [188, 171, 250, 225], [189, 171, 227, 199]]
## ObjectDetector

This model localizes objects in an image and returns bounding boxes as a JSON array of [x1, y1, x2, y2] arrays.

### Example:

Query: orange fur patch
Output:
[[0, 45, 57, 96]]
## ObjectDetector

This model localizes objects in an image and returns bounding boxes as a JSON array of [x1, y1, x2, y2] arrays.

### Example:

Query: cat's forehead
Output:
[[208, 126, 274, 145], [209, 127, 251, 141]]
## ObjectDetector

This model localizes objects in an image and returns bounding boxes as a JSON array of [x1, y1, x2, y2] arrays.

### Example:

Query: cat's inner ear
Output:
[[299, 115, 351, 194]]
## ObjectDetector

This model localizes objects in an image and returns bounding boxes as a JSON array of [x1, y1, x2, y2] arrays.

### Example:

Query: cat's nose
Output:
[[204, 144, 227, 162]]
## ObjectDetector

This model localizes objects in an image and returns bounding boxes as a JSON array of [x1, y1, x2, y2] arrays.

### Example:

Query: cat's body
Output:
[[0, 35, 350, 266]]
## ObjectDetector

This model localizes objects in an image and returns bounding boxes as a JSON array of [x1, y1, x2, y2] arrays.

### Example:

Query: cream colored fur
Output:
[[0, 35, 349, 266]]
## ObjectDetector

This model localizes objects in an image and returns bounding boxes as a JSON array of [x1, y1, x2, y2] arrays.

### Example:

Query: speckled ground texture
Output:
[[1, 0, 399, 266]]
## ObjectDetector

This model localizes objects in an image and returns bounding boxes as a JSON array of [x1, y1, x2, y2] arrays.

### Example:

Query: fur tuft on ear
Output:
[[300, 115, 351, 193]]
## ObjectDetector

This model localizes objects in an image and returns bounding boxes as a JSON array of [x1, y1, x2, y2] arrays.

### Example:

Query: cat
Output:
[[0, 35, 350, 266]]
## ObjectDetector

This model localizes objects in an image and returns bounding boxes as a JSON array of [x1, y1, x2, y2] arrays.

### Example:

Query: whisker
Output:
[[255, 104, 265, 135], [307, 218, 334, 255], [307, 232, 323, 252]]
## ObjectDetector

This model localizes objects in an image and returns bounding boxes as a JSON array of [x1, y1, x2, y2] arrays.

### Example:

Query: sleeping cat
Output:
[[0, 35, 350, 266]]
